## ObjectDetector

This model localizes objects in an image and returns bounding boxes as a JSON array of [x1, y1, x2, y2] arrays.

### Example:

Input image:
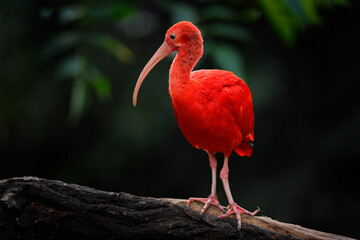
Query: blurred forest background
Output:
[[0, 0, 359, 238]]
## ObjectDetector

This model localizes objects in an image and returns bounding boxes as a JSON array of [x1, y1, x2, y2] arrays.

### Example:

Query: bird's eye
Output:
[[170, 34, 176, 40]]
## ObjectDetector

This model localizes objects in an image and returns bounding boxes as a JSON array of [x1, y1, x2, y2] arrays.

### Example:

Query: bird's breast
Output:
[[171, 87, 242, 155]]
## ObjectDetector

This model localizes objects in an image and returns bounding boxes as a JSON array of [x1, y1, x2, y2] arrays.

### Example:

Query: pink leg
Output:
[[188, 152, 224, 216], [219, 157, 259, 230]]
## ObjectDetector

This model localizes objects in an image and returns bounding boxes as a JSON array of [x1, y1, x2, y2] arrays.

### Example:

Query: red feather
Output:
[[171, 69, 254, 158]]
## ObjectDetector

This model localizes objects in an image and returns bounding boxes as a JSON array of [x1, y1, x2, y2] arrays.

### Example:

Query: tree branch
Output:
[[0, 177, 354, 240]]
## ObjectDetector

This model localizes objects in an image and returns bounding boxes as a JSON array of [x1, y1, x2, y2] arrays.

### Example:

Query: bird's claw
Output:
[[219, 202, 259, 229], [188, 195, 224, 218]]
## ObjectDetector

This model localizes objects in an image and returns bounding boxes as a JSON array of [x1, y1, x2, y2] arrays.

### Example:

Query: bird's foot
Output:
[[219, 202, 259, 230], [187, 195, 224, 217]]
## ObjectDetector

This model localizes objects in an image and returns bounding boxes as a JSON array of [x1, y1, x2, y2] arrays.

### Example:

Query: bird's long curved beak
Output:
[[133, 41, 172, 106]]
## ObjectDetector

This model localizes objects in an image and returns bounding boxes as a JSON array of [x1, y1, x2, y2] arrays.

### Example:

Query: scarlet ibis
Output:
[[133, 21, 259, 229]]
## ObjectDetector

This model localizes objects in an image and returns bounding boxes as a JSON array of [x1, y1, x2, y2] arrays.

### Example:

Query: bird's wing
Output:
[[191, 69, 254, 156], [220, 80, 254, 156]]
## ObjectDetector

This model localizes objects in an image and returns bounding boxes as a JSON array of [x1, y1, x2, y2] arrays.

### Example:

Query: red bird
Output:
[[133, 21, 258, 229]]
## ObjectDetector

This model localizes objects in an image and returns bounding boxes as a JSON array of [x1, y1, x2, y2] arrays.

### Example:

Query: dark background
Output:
[[0, 0, 359, 238]]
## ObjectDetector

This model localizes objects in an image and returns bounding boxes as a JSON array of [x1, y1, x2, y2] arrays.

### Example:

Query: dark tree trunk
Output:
[[0, 177, 354, 240]]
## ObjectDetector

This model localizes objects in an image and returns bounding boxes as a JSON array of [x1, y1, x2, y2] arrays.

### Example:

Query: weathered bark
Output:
[[0, 177, 354, 240]]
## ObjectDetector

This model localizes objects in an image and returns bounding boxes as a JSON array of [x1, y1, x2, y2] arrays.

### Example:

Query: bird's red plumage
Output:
[[171, 69, 254, 158], [133, 20, 254, 158], [160, 21, 254, 158], [133, 21, 258, 229]]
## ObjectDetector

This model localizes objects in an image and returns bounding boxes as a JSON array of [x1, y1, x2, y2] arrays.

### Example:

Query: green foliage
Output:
[[88, 33, 134, 63], [208, 41, 245, 77], [8, 0, 137, 124], [258, 0, 349, 45], [0, 0, 348, 122], [54, 2, 135, 123]]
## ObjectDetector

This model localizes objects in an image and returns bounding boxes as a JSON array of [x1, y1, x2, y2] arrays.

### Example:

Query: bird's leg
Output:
[[188, 152, 224, 216], [219, 156, 259, 230]]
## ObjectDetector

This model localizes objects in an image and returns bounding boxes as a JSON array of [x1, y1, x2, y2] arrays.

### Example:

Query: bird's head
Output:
[[133, 21, 203, 106], [164, 21, 203, 51]]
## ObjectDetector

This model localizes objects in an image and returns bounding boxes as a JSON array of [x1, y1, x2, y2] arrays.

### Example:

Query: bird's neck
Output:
[[169, 44, 203, 98]]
